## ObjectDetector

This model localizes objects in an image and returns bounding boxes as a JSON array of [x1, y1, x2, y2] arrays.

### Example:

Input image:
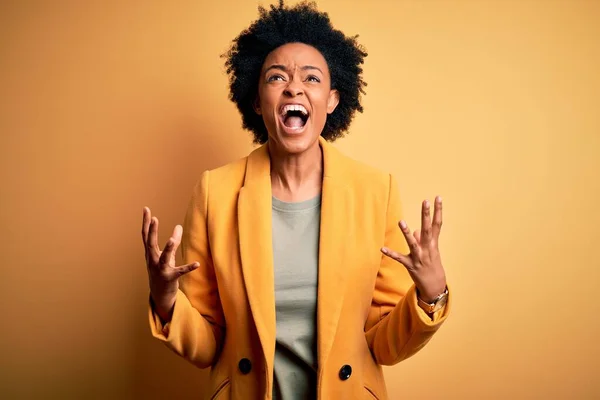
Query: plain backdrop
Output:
[[1, 0, 599, 398]]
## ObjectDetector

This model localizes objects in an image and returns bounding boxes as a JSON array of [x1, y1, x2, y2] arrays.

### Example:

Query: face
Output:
[[254, 42, 339, 155]]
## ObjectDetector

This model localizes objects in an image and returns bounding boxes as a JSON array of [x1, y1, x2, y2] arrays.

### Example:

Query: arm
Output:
[[148, 170, 225, 368], [364, 174, 451, 365]]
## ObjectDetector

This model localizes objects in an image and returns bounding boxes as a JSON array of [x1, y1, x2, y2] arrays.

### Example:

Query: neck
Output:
[[268, 139, 323, 202]]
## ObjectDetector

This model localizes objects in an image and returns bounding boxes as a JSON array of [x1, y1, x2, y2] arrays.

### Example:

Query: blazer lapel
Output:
[[237, 138, 351, 379], [237, 143, 277, 375], [317, 137, 350, 370]]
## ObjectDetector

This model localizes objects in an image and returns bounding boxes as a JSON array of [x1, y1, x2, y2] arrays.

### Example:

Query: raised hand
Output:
[[381, 196, 447, 303], [142, 207, 199, 322]]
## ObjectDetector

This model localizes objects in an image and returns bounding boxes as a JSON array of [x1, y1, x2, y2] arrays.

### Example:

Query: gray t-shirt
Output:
[[271, 194, 321, 399]]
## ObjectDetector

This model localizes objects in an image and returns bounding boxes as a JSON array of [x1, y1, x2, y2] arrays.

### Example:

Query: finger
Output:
[[381, 247, 413, 269], [420, 200, 432, 245], [168, 225, 184, 256], [413, 229, 421, 243], [171, 225, 183, 246], [148, 217, 161, 262], [398, 220, 421, 257], [142, 207, 151, 245], [159, 236, 177, 266], [432, 196, 443, 239]]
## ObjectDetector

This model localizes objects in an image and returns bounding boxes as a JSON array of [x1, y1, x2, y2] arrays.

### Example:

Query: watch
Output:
[[417, 287, 449, 314]]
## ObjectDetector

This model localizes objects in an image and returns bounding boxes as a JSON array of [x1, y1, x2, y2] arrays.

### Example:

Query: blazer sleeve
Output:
[[148, 170, 225, 368], [364, 174, 451, 366]]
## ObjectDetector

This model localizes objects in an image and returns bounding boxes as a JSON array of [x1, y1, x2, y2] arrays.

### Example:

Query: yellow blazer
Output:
[[149, 137, 451, 399]]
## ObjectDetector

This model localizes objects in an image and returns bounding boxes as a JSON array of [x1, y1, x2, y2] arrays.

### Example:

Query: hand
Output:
[[142, 207, 199, 322], [381, 196, 447, 303]]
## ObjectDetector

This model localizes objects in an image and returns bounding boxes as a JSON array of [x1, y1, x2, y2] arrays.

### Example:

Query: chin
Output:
[[281, 138, 315, 154], [270, 122, 321, 155]]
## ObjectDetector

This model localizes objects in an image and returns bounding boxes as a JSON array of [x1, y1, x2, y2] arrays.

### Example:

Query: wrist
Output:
[[416, 286, 449, 314], [150, 282, 178, 323], [417, 284, 447, 304], [150, 278, 178, 299], [151, 292, 176, 324]]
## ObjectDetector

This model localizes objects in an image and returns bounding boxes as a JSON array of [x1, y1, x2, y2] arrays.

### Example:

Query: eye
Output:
[[267, 74, 285, 82], [307, 75, 321, 83]]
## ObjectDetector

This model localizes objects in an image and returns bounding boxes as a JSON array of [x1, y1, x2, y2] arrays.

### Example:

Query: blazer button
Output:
[[238, 358, 252, 374], [339, 364, 352, 380]]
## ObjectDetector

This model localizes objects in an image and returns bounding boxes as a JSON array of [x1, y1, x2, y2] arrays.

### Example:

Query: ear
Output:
[[253, 96, 262, 115], [326, 89, 340, 114]]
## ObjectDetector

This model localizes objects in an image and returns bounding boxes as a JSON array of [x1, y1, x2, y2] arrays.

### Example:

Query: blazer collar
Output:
[[243, 136, 348, 185], [238, 136, 351, 383]]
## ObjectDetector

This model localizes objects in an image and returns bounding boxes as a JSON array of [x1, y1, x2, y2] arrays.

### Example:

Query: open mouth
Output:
[[280, 104, 309, 131]]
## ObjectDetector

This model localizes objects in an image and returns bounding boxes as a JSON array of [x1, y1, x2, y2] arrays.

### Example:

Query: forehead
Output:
[[262, 42, 329, 73]]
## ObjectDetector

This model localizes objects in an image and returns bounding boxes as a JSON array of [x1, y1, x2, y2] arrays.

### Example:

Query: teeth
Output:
[[281, 104, 308, 116]]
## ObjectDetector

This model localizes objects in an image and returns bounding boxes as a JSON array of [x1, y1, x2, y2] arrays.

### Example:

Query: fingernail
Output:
[[193, 262, 199, 267], [437, 196, 442, 202], [424, 200, 430, 208], [400, 220, 407, 229], [381, 247, 388, 254]]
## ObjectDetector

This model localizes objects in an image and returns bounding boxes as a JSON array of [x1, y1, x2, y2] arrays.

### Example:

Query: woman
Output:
[[142, 1, 450, 399]]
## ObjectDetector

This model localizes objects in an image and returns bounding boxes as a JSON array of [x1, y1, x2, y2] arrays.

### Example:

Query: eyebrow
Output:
[[264, 64, 323, 74]]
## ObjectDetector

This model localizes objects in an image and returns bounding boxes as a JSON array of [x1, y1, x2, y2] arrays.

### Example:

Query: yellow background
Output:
[[1, 0, 599, 398]]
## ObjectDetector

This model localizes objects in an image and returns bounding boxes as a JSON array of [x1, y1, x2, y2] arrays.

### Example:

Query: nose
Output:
[[284, 80, 304, 97]]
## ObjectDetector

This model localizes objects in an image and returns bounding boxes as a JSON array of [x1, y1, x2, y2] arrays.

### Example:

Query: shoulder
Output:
[[192, 155, 248, 198], [330, 146, 402, 221], [207, 156, 248, 184], [333, 146, 394, 194]]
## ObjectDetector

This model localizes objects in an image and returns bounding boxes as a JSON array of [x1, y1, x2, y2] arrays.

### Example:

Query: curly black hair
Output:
[[222, 0, 367, 144]]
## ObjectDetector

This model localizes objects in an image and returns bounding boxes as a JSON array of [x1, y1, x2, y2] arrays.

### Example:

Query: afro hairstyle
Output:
[[222, 0, 368, 144]]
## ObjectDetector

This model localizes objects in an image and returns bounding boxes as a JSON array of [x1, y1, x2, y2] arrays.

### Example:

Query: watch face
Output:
[[432, 294, 448, 312]]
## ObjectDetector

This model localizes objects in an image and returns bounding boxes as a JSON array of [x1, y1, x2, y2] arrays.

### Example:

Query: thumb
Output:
[[381, 247, 413, 269], [173, 261, 200, 278]]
